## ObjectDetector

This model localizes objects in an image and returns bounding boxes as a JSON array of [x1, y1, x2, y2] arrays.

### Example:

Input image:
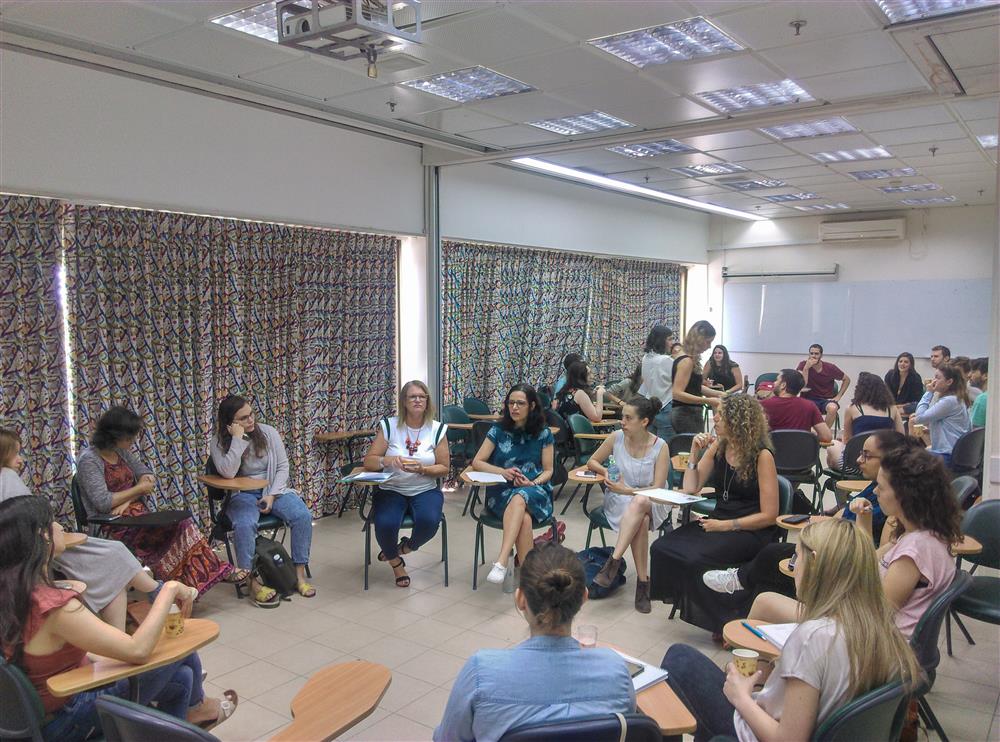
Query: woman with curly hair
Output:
[[825, 371, 904, 470], [648, 394, 779, 634]]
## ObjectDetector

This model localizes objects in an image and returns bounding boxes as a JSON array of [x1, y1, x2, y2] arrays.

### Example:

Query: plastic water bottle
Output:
[[607, 455, 620, 483]]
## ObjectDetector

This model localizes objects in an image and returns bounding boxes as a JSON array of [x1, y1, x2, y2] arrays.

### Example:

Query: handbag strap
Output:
[[614, 712, 627, 742]]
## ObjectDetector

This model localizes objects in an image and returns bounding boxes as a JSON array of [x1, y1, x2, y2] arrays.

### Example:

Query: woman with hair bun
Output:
[[434, 543, 635, 742], [585, 395, 671, 613]]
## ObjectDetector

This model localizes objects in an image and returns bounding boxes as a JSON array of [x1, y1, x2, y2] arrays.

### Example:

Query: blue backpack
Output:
[[577, 546, 626, 599]]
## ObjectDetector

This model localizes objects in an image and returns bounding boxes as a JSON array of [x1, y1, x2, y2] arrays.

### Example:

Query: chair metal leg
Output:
[[363, 520, 371, 590], [473, 524, 482, 590], [222, 535, 244, 599], [951, 610, 975, 646], [918, 697, 950, 742], [946, 612, 953, 656], [305, 564, 311, 579], [559, 484, 581, 515], [441, 516, 449, 587], [668, 603, 678, 620], [462, 487, 475, 516], [599, 528, 607, 547], [585, 523, 594, 549]]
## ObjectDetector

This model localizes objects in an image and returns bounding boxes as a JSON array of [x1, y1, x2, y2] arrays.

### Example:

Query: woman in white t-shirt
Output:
[[637, 325, 675, 441], [363, 381, 450, 587], [662, 518, 919, 742]]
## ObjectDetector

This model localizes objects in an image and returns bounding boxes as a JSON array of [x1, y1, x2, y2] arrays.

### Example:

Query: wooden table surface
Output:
[[776, 514, 831, 531], [592, 419, 620, 427], [573, 432, 610, 441], [953, 535, 983, 557], [196, 475, 268, 492], [569, 467, 604, 485], [467, 413, 500, 421], [315, 429, 376, 442], [600, 644, 696, 736], [671, 454, 692, 471], [63, 532, 88, 548], [268, 661, 391, 742], [835, 479, 872, 493], [449, 422, 560, 436], [778, 557, 794, 577], [48, 619, 219, 697], [722, 619, 782, 661]]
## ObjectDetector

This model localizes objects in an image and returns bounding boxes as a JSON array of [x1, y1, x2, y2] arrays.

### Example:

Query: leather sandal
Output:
[[198, 690, 238, 730], [390, 557, 410, 587], [252, 584, 279, 608], [296, 582, 316, 598]]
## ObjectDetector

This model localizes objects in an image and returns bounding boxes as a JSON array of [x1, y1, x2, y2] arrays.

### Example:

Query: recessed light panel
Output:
[[695, 80, 814, 113], [848, 167, 918, 180], [589, 17, 743, 68], [213, 1, 280, 41], [879, 183, 940, 193], [901, 196, 957, 205], [765, 193, 821, 202], [670, 162, 749, 177], [977, 134, 998, 148], [793, 203, 851, 211], [875, 0, 999, 25], [607, 139, 694, 158], [759, 117, 858, 140], [720, 177, 786, 191], [401, 66, 534, 102], [528, 111, 633, 136], [811, 147, 892, 163]]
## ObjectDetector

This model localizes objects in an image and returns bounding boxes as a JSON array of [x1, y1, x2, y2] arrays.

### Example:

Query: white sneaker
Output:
[[486, 562, 508, 584], [702, 568, 744, 594]]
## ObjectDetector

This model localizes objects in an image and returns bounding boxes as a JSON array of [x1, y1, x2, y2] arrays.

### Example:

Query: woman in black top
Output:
[[671, 321, 726, 434], [555, 361, 604, 423], [703, 344, 743, 394], [884, 352, 923, 410], [649, 395, 779, 634]]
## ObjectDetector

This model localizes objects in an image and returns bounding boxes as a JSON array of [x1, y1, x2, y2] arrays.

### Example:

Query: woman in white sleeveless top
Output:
[[363, 381, 450, 587], [585, 396, 670, 613]]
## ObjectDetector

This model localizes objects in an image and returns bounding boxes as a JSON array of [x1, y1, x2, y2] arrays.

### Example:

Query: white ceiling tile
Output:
[[968, 119, 999, 137], [902, 151, 991, 167], [408, 108, 511, 134], [461, 124, 565, 148], [931, 25, 1000, 71], [240, 57, 375, 100], [645, 53, 784, 95], [543, 150, 640, 170], [743, 154, 822, 170], [709, 143, 795, 161], [135, 25, 301, 76], [3, 0, 193, 47], [826, 158, 912, 173], [920, 162, 996, 176], [551, 78, 717, 128], [710, 1, 879, 51], [887, 139, 976, 156], [759, 31, 907, 79], [955, 64, 1000, 96], [678, 130, 771, 150], [686, 1, 770, 16], [325, 84, 452, 118], [783, 133, 879, 154], [660, 183, 731, 196], [637, 152, 728, 168], [464, 91, 588, 123], [518, 1, 698, 42], [875, 123, 970, 145], [848, 105, 955, 132], [801, 62, 929, 101], [420, 7, 573, 65], [495, 47, 635, 92], [610, 168, 680, 184], [949, 96, 999, 121], [764, 165, 842, 179], [132, 1, 262, 23]]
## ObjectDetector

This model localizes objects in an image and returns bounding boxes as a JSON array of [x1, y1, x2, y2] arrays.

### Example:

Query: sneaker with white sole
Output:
[[702, 568, 744, 594], [486, 562, 508, 584]]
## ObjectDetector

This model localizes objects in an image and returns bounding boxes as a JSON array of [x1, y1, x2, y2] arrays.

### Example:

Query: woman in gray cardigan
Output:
[[210, 395, 315, 606]]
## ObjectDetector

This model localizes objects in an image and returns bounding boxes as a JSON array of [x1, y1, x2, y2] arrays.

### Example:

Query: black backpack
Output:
[[577, 546, 627, 599], [253, 535, 298, 598]]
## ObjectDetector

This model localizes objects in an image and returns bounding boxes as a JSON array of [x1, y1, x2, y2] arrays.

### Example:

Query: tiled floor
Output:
[[187, 484, 1000, 741]]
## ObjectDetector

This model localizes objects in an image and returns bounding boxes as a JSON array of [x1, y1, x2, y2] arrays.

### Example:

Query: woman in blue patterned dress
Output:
[[472, 384, 555, 587]]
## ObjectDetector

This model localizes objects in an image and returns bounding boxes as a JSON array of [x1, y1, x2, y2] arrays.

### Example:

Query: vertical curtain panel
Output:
[[0, 196, 74, 521], [442, 240, 682, 410]]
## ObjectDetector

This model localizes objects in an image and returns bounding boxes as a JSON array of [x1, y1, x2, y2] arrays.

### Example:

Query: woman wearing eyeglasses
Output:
[[472, 384, 554, 587], [363, 381, 450, 588], [211, 395, 315, 607]]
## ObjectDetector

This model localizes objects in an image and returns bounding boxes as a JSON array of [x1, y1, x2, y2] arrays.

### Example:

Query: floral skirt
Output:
[[485, 484, 553, 526]]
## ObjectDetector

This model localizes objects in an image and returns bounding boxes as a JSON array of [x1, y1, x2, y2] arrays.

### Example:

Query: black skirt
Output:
[[648, 522, 777, 633]]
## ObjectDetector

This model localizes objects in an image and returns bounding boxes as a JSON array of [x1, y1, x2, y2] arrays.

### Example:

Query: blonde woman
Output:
[[662, 519, 919, 742], [671, 320, 726, 435], [649, 395, 778, 635], [363, 380, 450, 587]]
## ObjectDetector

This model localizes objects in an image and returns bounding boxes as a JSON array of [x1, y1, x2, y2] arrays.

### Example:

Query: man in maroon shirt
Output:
[[796, 344, 851, 428], [762, 369, 833, 442]]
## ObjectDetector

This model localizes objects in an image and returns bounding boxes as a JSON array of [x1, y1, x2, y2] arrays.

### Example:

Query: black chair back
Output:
[[69, 475, 89, 531], [441, 404, 472, 441], [96, 695, 219, 742], [500, 712, 661, 742], [910, 570, 972, 676], [951, 476, 980, 511], [0, 656, 45, 742], [776, 475, 794, 516], [949, 427, 985, 475], [668, 433, 695, 457], [471, 420, 493, 453], [812, 679, 910, 742], [544, 409, 570, 446], [463, 396, 492, 416], [839, 432, 871, 478], [960, 500, 1000, 570], [770, 430, 820, 474]]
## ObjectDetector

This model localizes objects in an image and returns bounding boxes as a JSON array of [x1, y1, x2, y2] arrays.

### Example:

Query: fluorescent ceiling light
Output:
[[848, 167, 918, 180], [589, 17, 743, 68], [793, 203, 851, 211], [765, 193, 820, 202], [875, 0, 999, 25], [670, 162, 748, 177], [901, 196, 957, 205], [695, 79, 814, 113], [511, 157, 768, 221], [401, 66, 534, 102], [719, 177, 786, 191], [879, 183, 940, 193], [811, 146, 892, 162], [977, 134, 998, 148], [759, 117, 858, 140], [528, 111, 633, 136], [607, 139, 693, 158], [213, 1, 280, 41]]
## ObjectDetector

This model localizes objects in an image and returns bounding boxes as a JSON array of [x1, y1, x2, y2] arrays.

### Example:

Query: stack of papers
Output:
[[341, 471, 394, 483], [634, 488, 707, 505], [612, 649, 669, 692], [466, 471, 507, 484], [758, 623, 797, 649]]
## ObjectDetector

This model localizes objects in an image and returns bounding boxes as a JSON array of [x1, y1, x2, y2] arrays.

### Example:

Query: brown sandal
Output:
[[198, 690, 238, 730]]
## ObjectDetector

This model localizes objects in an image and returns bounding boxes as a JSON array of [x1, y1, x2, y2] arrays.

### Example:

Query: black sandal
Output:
[[398, 536, 414, 555], [390, 557, 410, 587]]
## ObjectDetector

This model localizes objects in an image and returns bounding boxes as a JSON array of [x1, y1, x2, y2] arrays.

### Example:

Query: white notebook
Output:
[[612, 649, 669, 693], [341, 471, 394, 483], [759, 623, 798, 649], [466, 471, 508, 484], [634, 488, 707, 506]]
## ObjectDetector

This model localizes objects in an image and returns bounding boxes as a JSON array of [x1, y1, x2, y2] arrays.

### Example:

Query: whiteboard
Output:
[[723, 279, 992, 357]]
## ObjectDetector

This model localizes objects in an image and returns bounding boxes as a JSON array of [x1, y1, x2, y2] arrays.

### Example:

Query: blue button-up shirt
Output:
[[433, 635, 636, 742]]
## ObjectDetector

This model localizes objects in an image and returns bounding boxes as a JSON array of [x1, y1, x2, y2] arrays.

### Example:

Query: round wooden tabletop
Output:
[[722, 619, 782, 661], [952, 535, 983, 556], [778, 557, 794, 577], [835, 479, 872, 493], [569, 467, 605, 485], [776, 514, 832, 531]]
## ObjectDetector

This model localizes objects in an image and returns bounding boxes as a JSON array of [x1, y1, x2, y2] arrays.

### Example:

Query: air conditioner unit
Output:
[[723, 265, 839, 280], [818, 218, 905, 243]]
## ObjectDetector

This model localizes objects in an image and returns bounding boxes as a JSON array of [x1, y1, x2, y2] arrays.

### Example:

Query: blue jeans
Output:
[[227, 489, 313, 569], [654, 401, 674, 442], [42, 654, 204, 742], [372, 487, 443, 560], [660, 644, 738, 742]]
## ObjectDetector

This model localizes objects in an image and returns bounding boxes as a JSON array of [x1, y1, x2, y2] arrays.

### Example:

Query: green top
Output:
[[970, 391, 988, 428]]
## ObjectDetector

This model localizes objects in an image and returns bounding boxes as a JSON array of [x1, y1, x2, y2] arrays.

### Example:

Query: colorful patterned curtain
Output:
[[0, 196, 74, 522], [442, 240, 683, 410]]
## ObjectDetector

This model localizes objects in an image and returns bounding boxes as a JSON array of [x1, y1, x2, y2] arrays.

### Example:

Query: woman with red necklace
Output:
[[363, 381, 450, 587]]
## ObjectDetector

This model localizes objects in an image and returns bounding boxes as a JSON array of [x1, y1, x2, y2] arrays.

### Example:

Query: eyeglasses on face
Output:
[[406, 395, 428, 401], [508, 399, 529, 408], [859, 450, 880, 462], [234, 412, 254, 423]]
